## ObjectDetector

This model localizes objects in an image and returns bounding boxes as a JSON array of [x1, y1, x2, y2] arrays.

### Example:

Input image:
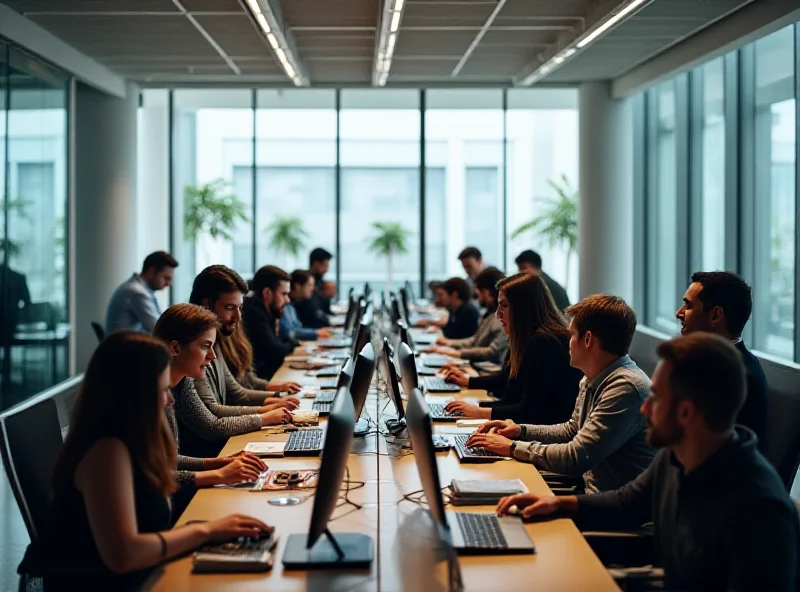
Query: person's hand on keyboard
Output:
[[209, 451, 268, 472], [464, 432, 513, 456], [316, 328, 333, 339], [444, 400, 490, 419], [204, 515, 274, 543], [267, 381, 302, 394], [475, 419, 521, 438], [259, 408, 293, 426], [496, 493, 562, 520], [260, 398, 299, 412], [443, 368, 469, 387]]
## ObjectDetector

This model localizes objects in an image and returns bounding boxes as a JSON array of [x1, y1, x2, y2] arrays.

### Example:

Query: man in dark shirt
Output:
[[458, 246, 485, 296], [676, 271, 768, 445], [515, 249, 570, 312], [438, 277, 479, 339], [496, 333, 799, 591], [241, 265, 295, 380], [296, 247, 332, 329]]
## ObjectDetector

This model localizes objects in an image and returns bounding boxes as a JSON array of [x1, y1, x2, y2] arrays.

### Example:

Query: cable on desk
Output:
[[398, 486, 451, 508]]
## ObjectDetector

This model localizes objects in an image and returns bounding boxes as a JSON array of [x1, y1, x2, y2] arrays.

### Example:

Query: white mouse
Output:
[[506, 504, 521, 516]]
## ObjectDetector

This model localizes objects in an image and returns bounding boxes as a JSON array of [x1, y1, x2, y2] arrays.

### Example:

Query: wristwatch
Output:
[[509, 441, 518, 457], [518, 424, 526, 439]]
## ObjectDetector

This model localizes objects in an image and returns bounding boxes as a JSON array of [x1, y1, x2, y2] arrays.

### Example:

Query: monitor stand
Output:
[[353, 417, 370, 438], [283, 529, 374, 570]]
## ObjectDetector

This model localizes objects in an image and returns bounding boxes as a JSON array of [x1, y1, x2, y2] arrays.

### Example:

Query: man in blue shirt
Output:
[[105, 251, 178, 334], [280, 270, 332, 343]]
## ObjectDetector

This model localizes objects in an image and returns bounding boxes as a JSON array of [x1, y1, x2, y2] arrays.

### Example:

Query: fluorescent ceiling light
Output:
[[577, 0, 648, 48], [386, 33, 397, 55], [266, 33, 279, 50], [243, 0, 307, 86], [393, 0, 405, 10], [390, 10, 401, 32], [373, 0, 407, 86], [246, 0, 262, 15], [254, 12, 270, 33], [274, 47, 287, 65]]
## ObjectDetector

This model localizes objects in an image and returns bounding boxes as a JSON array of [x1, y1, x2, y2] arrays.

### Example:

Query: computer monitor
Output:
[[336, 357, 354, 390], [405, 279, 416, 304], [351, 320, 372, 362], [381, 338, 406, 434], [398, 321, 416, 353], [390, 293, 403, 324], [282, 387, 374, 569], [343, 295, 358, 334], [397, 341, 419, 395], [398, 288, 411, 325], [405, 389, 449, 538], [350, 343, 376, 436]]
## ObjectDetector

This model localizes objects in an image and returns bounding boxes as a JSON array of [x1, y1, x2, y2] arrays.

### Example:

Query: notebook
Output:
[[243, 441, 287, 457], [450, 479, 527, 506]]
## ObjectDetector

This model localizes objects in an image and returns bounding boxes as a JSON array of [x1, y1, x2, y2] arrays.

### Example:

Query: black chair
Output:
[[90, 322, 105, 343], [0, 397, 64, 543], [762, 389, 800, 491]]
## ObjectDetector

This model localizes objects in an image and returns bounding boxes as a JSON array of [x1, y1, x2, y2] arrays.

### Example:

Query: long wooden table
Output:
[[148, 338, 618, 591]]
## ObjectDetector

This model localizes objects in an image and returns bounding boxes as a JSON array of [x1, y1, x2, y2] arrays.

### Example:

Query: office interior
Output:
[[0, 0, 799, 588]]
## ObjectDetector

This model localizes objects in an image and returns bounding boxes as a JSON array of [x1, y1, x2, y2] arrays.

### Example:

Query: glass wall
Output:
[[635, 22, 800, 363], [156, 88, 578, 300], [0, 43, 70, 409]]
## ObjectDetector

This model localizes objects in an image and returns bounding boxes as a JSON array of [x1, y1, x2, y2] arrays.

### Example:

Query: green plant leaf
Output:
[[366, 221, 411, 257], [266, 216, 309, 257], [183, 179, 249, 243], [510, 175, 578, 252]]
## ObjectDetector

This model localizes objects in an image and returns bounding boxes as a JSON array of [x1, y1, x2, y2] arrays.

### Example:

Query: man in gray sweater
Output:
[[468, 294, 655, 493]]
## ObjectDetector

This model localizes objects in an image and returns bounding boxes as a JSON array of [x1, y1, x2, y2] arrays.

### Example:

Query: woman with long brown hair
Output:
[[444, 273, 581, 424], [33, 332, 269, 590]]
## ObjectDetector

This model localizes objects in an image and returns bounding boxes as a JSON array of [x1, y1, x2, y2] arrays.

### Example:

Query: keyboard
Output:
[[193, 532, 275, 572], [312, 401, 332, 415], [314, 391, 337, 404], [416, 364, 436, 376], [317, 338, 351, 348], [422, 355, 453, 368], [314, 365, 341, 377], [317, 379, 337, 389], [428, 403, 463, 421], [455, 513, 508, 550], [453, 435, 504, 463], [423, 377, 461, 393], [284, 429, 324, 456]]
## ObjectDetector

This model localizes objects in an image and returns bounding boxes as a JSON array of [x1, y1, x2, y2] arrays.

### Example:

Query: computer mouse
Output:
[[506, 505, 521, 516]]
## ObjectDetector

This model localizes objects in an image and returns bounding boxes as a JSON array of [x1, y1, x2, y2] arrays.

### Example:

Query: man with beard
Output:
[[676, 271, 768, 445], [242, 265, 296, 380], [495, 333, 798, 591]]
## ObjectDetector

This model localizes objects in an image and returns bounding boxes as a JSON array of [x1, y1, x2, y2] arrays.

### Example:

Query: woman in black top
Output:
[[29, 332, 271, 591], [444, 273, 581, 425]]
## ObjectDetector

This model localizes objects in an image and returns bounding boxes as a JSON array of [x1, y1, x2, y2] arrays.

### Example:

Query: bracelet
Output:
[[155, 532, 167, 560]]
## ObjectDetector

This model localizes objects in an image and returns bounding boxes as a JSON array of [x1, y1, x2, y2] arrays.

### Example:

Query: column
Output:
[[578, 82, 634, 301], [73, 81, 139, 371]]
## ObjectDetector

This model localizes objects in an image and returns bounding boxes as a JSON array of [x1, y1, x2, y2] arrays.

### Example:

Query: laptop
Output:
[[452, 434, 507, 464], [405, 388, 535, 554]]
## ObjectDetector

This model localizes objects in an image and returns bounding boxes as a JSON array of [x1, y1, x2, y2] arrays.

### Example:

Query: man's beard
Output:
[[219, 323, 236, 337], [646, 411, 683, 448]]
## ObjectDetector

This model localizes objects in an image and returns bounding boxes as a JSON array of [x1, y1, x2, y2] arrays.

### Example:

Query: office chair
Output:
[[762, 389, 800, 491], [0, 397, 64, 543], [90, 322, 105, 343]]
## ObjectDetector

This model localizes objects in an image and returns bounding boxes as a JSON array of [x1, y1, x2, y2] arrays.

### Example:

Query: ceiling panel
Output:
[[0, 0, 755, 86]]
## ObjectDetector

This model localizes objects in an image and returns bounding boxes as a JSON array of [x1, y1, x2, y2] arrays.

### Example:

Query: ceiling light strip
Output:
[[242, 0, 306, 86], [450, 0, 507, 77], [372, 0, 407, 87], [517, 0, 651, 86]]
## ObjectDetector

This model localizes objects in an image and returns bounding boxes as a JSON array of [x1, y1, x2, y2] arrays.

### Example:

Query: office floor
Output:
[[0, 469, 27, 591]]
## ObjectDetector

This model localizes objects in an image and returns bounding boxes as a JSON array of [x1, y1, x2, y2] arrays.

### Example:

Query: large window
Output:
[[424, 90, 504, 279], [752, 26, 796, 358], [339, 90, 421, 295], [255, 90, 336, 275], [172, 90, 254, 302], [506, 90, 579, 302], [0, 44, 70, 408]]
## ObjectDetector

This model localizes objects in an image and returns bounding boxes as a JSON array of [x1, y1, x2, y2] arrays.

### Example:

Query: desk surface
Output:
[[149, 342, 618, 591]]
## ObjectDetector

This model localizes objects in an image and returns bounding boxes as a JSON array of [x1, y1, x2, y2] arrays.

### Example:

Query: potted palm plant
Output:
[[511, 174, 578, 290], [183, 179, 248, 266], [265, 216, 308, 269], [367, 221, 411, 291]]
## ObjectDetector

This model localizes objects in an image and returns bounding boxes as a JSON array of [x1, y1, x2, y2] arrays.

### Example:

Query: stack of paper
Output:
[[450, 479, 527, 506]]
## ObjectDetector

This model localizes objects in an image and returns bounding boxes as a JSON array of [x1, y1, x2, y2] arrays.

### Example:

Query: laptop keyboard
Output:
[[423, 378, 461, 393], [453, 435, 503, 459], [428, 403, 463, 419], [314, 391, 337, 404], [315, 365, 341, 376], [312, 401, 332, 414], [204, 535, 273, 557], [456, 513, 508, 549], [317, 379, 337, 389], [284, 429, 323, 455]]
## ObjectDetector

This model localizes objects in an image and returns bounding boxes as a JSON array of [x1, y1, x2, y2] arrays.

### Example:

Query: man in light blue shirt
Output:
[[105, 251, 178, 334], [279, 269, 332, 343]]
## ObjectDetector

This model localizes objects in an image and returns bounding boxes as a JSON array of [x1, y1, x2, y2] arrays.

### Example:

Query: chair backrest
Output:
[[90, 321, 105, 343], [0, 397, 64, 542], [763, 390, 800, 491]]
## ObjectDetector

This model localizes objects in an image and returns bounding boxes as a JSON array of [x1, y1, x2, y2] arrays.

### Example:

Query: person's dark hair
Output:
[[53, 332, 176, 495], [565, 294, 637, 357], [441, 277, 471, 302], [656, 333, 746, 432], [309, 247, 333, 267], [153, 303, 220, 346], [473, 266, 505, 311], [457, 246, 482, 261], [189, 265, 248, 307], [428, 280, 443, 291], [142, 250, 178, 274], [690, 271, 753, 338], [514, 249, 542, 270], [497, 273, 569, 378], [252, 265, 291, 296], [290, 269, 312, 289]]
